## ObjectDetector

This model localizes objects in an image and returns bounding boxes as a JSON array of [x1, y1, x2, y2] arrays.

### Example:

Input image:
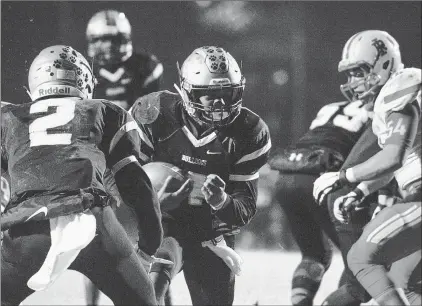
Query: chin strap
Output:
[[23, 86, 34, 101], [173, 83, 184, 100]]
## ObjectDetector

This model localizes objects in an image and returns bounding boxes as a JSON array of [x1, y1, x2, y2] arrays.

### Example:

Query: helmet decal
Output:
[[371, 38, 388, 62], [203, 46, 229, 73], [28, 45, 96, 101]]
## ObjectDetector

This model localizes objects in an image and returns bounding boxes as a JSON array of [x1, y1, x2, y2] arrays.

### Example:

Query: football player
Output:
[[86, 9, 163, 110], [315, 67, 421, 305], [268, 90, 373, 304], [129, 46, 271, 305], [85, 9, 165, 305], [313, 30, 418, 305], [1, 45, 162, 306]]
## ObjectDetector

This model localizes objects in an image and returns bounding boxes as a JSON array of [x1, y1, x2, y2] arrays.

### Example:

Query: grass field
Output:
[[21, 250, 347, 305]]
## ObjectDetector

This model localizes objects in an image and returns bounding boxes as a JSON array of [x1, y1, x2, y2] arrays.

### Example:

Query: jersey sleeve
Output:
[[230, 118, 272, 182], [382, 103, 419, 149], [100, 102, 145, 175], [1, 103, 11, 172], [374, 67, 421, 118]]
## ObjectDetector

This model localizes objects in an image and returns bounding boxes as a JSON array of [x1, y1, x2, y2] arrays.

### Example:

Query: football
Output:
[[142, 162, 187, 193]]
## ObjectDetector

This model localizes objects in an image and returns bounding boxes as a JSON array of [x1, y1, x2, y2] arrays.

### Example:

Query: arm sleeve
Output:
[[100, 104, 163, 255], [216, 119, 271, 227], [113, 162, 163, 255], [1, 145, 7, 173], [1, 110, 8, 173]]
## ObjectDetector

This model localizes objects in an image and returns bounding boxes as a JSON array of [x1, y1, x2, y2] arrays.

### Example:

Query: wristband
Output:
[[352, 187, 365, 201], [338, 169, 350, 186]]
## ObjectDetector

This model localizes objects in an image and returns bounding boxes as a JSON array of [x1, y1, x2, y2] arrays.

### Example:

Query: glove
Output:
[[333, 189, 365, 223], [201, 174, 227, 210], [313, 170, 350, 204], [202, 236, 243, 276]]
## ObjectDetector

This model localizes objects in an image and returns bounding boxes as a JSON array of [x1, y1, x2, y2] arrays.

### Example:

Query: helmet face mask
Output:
[[338, 30, 403, 104], [182, 85, 244, 125], [86, 10, 133, 65], [178, 46, 245, 127], [340, 63, 382, 103], [88, 34, 131, 65]]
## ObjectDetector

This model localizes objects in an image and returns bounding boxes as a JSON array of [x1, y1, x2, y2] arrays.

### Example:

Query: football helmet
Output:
[[176, 46, 245, 126], [86, 10, 133, 65], [338, 30, 403, 103], [28, 45, 96, 101]]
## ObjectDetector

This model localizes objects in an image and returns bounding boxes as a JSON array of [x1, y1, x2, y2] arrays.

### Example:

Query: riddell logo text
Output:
[[39, 87, 70, 96]]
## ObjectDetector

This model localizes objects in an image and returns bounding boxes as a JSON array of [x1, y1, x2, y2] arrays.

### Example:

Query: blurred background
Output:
[[2, 1, 421, 251]]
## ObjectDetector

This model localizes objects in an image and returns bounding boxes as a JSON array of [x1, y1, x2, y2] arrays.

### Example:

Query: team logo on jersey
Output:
[[38, 86, 71, 97], [182, 155, 207, 166], [371, 38, 388, 62]]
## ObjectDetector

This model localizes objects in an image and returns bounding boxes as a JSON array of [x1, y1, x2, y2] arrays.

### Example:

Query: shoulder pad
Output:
[[230, 107, 269, 139], [375, 67, 421, 113], [130, 90, 179, 125]]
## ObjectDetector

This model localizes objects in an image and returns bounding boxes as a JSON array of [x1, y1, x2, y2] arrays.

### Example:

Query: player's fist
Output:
[[201, 174, 227, 210], [158, 176, 193, 212], [333, 190, 365, 223]]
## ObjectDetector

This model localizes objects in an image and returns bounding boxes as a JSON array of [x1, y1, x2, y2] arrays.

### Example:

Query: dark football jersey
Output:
[[1, 97, 143, 227], [296, 100, 372, 159], [130, 91, 271, 241], [93, 52, 163, 110], [1, 171, 10, 209]]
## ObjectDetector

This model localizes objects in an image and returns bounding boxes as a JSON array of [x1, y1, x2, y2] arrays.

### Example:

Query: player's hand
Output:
[[201, 174, 227, 210], [333, 190, 365, 223], [157, 176, 193, 211], [313, 172, 341, 204], [371, 204, 386, 220], [372, 193, 397, 220]]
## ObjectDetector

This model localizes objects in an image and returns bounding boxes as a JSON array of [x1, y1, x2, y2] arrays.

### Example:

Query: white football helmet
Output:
[[28, 45, 96, 101], [86, 10, 133, 65], [338, 30, 403, 103], [176, 46, 245, 126]]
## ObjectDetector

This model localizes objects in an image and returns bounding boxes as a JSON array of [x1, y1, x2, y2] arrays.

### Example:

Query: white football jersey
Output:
[[372, 67, 421, 190]]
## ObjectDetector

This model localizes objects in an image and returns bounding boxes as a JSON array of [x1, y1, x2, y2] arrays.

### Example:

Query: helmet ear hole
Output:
[[383, 60, 390, 70], [86, 84, 92, 94]]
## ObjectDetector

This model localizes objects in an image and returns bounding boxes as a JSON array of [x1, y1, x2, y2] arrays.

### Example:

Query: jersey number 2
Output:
[[29, 98, 76, 147]]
